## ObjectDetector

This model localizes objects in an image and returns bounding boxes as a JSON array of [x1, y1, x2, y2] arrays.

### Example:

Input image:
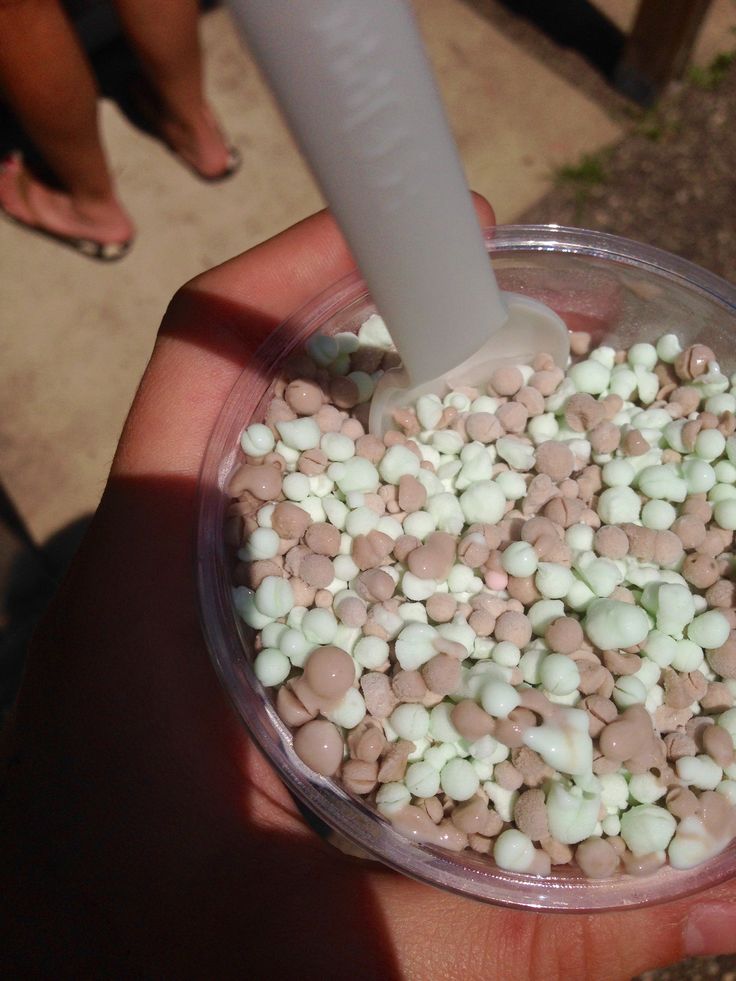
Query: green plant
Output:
[[687, 49, 736, 90], [555, 152, 607, 187]]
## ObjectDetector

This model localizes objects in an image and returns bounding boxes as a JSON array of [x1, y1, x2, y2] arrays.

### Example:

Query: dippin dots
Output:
[[228, 322, 736, 879]]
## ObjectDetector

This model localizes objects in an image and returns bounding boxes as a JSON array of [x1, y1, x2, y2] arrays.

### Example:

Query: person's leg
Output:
[[114, 0, 235, 179], [0, 0, 133, 244]]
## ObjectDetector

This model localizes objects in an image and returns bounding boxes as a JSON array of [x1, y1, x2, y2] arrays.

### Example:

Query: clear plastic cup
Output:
[[197, 225, 736, 912]]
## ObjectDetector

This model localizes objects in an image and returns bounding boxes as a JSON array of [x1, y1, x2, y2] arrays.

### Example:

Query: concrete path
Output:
[[0, 0, 626, 541]]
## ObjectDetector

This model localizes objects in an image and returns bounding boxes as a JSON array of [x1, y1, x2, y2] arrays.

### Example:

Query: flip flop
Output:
[[0, 158, 133, 262], [176, 142, 242, 183], [125, 81, 241, 183]]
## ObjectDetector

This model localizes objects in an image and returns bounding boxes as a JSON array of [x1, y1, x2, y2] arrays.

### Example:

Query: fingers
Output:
[[112, 194, 495, 481], [471, 190, 495, 229], [112, 210, 356, 479], [374, 872, 736, 980]]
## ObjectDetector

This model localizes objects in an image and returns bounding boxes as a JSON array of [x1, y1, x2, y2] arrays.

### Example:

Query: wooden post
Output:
[[615, 0, 714, 105]]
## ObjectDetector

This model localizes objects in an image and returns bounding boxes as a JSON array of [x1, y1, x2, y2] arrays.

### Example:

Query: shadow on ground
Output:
[[0, 498, 91, 723]]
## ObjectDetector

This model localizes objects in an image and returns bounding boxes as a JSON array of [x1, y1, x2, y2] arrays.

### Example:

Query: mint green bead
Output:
[[628, 343, 658, 370], [480, 679, 522, 718], [602, 459, 636, 487], [709, 483, 736, 503], [695, 429, 726, 462], [536, 562, 574, 599], [440, 758, 480, 801], [390, 703, 430, 741], [495, 470, 526, 501], [493, 829, 536, 872], [429, 703, 462, 743], [676, 754, 723, 791], [640, 581, 661, 616], [492, 641, 521, 667], [613, 675, 647, 708], [714, 498, 736, 530], [597, 486, 641, 524], [687, 609, 730, 649], [502, 541, 538, 577], [565, 578, 597, 612], [566, 523, 594, 552], [665, 420, 687, 453], [609, 367, 638, 399], [527, 413, 559, 442], [641, 630, 678, 667], [641, 499, 676, 530], [591, 345, 616, 369], [540, 653, 580, 695], [405, 761, 441, 798], [376, 782, 411, 816], [528, 599, 566, 635], [620, 804, 676, 855], [714, 460, 736, 483], [254, 648, 291, 687], [629, 772, 667, 804], [671, 638, 704, 672], [569, 360, 610, 395], [638, 465, 688, 502], [655, 583, 696, 637], [545, 783, 600, 844], [681, 459, 716, 494], [726, 435, 736, 465], [656, 334, 682, 364], [577, 557, 621, 598], [635, 367, 660, 404], [584, 599, 649, 650], [706, 393, 736, 415]]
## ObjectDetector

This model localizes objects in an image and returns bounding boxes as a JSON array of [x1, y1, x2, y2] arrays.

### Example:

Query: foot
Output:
[[0, 156, 134, 246], [154, 104, 237, 180]]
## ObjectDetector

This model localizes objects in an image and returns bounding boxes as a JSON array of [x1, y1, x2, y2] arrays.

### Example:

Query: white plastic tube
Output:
[[229, 0, 506, 388]]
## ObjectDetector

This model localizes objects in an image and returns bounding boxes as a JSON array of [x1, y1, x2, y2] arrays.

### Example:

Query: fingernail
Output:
[[684, 903, 736, 958]]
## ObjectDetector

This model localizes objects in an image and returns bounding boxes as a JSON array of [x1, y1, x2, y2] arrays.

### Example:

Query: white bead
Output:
[[540, 653, 580, 696], [493, 829, 536, 873], [254, 648, 291, 687], [545, 782, 600, 844], [279, 628, 313, 667], [535, 562, 574, 599], [620, 804, 676, 856], [523, 707, 592, 776], [301, 608, 338, 645], [405, 761, 441, 798], [254, 576, 294, 618], [440, 758, 480, 801], [375, 781, 411, 817], [325, 687, 366, 729], [395, 622, 439, 671], [501, 541, 538, 577], [379, 444, 421, 485], [276, 417, 321, 451], [389, 703, 430, 741], [239, 527, 280, 561], [458, 480, 506, 524], [240, 423, 275, 457], [675, 754, 723, 791], [321, 432, 356, 462], [584, 599, 649, 650], [282, 471, 310, 501], [480, 679, 521, 718]]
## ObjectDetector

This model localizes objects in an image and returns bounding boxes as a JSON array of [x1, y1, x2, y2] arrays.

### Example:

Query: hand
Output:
[[2, 203, 734, 979]]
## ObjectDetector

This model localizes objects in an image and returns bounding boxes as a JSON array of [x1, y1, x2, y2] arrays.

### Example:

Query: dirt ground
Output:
[[521, 65, 736, 281], [475, 6, 736, 979], [479, 0, 736, 282]]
